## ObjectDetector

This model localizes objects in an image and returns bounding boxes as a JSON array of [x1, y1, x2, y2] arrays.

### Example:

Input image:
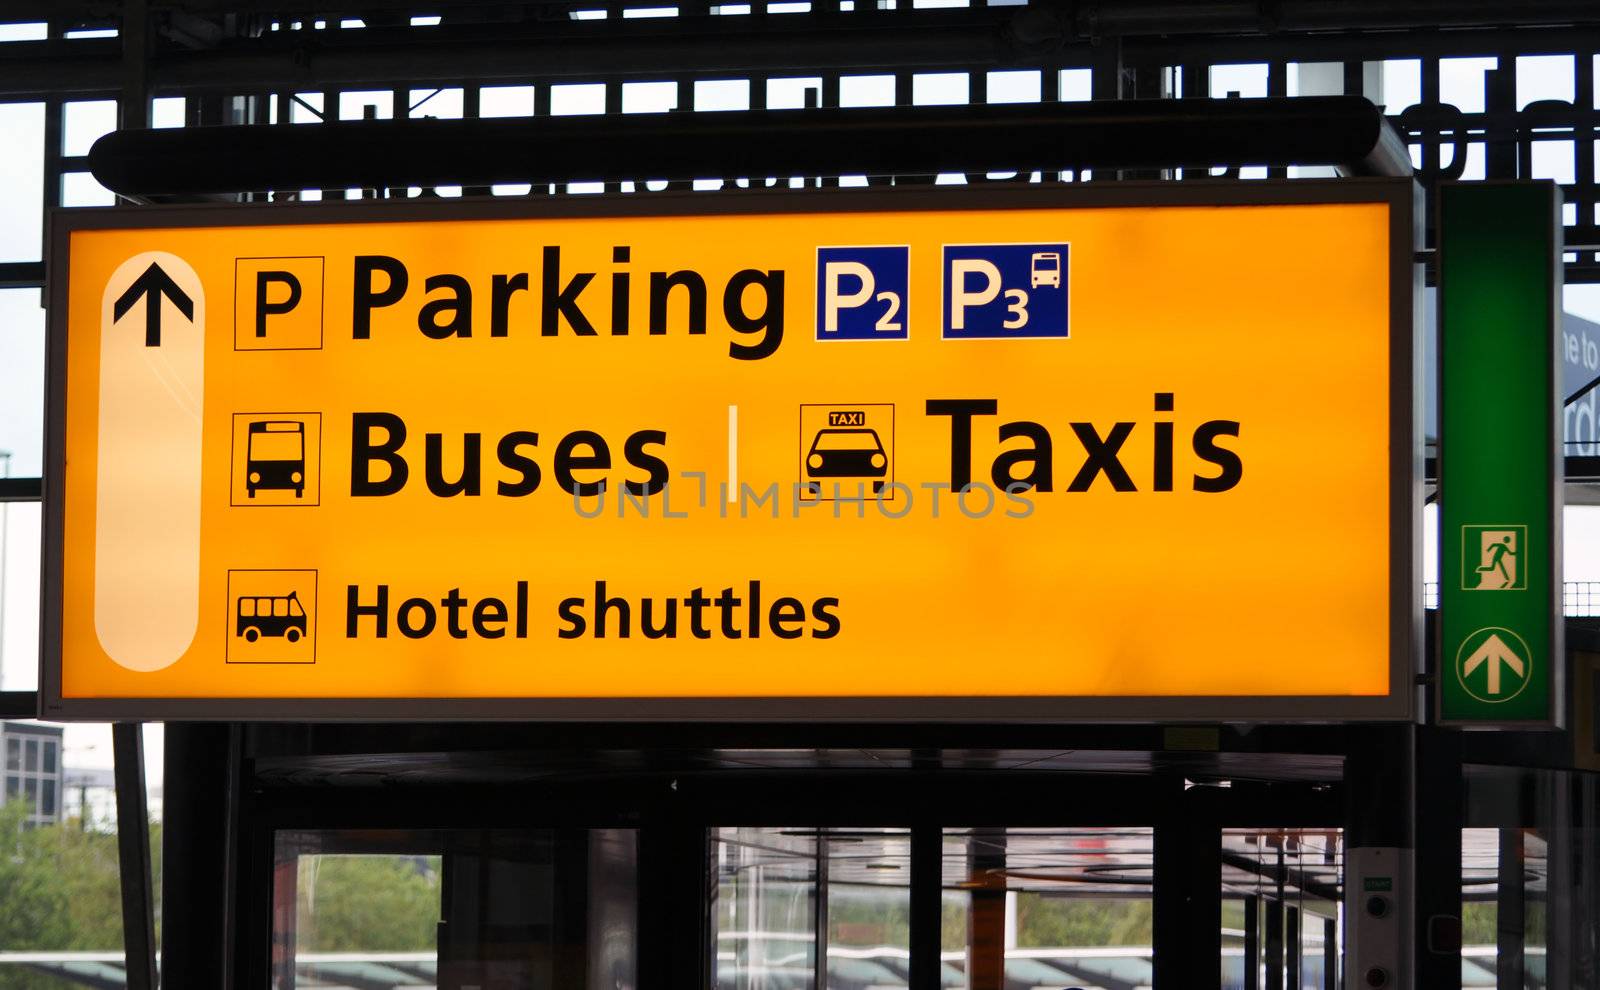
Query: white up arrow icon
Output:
[[1462, 632, 1526, 696]]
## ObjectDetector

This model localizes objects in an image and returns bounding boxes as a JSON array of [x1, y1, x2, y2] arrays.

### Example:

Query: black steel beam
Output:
[[162, 723, 232, 988], [0, 10, 1029, 97], [0, 262, 45, 290], [89, 95, 1410, 195], [0, 478, 42, 502], [1220, 849, 1343, 904], [112, 722, 159, 990], [0, 691, 37, 718], [9, 15, 1600, 101], [907, 822, 942, 990], [12, 0, 1600, 33]]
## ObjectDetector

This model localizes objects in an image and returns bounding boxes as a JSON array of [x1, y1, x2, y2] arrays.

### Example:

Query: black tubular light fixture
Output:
[[89, 95, 1412, 199]]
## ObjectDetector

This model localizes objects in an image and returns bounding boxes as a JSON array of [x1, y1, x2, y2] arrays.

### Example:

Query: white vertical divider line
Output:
[[727, 404, 738, 503]]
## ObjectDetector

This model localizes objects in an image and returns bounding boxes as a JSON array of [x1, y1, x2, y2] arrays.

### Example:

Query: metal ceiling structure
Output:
[[1, 0, 1600, 270]]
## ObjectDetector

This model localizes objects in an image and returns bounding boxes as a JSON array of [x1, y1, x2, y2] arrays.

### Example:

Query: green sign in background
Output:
[[1439, 182, 1563, 724]]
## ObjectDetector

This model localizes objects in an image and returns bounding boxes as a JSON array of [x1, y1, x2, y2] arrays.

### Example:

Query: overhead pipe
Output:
[[89, 95, 1411, 198]]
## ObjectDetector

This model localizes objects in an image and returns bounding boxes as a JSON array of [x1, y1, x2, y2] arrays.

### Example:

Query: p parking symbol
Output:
[[235, 256, 324, 351], [816, 246, 909, 340]]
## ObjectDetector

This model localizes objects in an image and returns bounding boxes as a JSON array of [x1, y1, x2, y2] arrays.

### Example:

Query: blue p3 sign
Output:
[[942, 243, 1070, 339], [816, 246, 909, 340]]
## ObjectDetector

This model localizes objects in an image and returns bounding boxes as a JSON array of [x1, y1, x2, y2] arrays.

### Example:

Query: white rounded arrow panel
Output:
[[94, 251, 205, 672]]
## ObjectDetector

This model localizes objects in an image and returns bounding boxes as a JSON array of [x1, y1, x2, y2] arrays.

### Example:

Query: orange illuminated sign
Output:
[[42, 183, 1418, 720]]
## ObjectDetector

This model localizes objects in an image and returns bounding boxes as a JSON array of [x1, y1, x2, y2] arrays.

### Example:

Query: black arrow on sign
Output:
[[112, 262, 194, 346]]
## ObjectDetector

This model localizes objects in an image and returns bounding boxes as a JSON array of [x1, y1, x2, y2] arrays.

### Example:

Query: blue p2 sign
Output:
[[942, 243, 1069, 339], [816, 246, 909, 340]]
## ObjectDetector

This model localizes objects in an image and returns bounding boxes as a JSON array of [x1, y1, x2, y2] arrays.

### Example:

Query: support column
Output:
[[1343, 724, 1415, 990], [908, 824, 943, 990], [637, 787, 706, 990], [1496, 828, 1526, 988], [1413, 726, 1463, 990], [162, 723, 233, 988], [1154, 779, 1222, 990], [966, 829, 1006, 990], [113, 723, 157, 990]]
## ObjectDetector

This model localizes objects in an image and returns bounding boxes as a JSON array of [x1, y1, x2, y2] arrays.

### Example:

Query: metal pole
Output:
[[0, 449, 10, 693], [814, 831, 829, 990], [907, 824, 942, 990], [113, 722, 159, 990]]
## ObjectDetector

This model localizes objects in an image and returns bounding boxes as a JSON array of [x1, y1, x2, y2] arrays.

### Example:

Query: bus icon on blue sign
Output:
[[942, 243, 1069, 339], [816, 246, 909, 340]]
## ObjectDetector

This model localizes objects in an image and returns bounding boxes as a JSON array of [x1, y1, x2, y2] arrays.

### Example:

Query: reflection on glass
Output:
[[1221, 829, 1343, 990], [712, 826, 1162, 990], [944, 828, 1155, 990], [273, 828, 637, 990], [0, 501, 44, 692], [712, 826, 820, 988], [1461, 825, 1551, 988], [711, 827, 914, 990]]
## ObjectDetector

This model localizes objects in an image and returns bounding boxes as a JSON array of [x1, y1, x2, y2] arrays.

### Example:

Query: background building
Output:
[[1, 721, 63, 827]]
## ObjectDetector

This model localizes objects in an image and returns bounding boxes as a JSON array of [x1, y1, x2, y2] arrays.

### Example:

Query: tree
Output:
[[0, 802, 73, 952], [295, 855, 441, 952], [0, 799, 169, 989], [1015, 892, 1153, 947]]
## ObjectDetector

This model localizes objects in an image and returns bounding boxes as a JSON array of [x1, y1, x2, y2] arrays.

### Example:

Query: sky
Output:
[[0, 26, 1598, 794]]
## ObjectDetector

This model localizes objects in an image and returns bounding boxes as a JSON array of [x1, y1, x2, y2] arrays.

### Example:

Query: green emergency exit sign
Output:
[[1439, 182, 1563, 725]]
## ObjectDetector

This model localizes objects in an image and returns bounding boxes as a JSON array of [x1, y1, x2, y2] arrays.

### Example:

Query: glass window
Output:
[[61, 172, 116, 208], [289, 92, 324, 124], [0, 104, 44, 263], [1381, 58, 1422, 113], [338, 90, 393, 121], [766, 77, 822, 110], [551, 83, 607, 116], [987, 70, 1041, 104], [1222, 829, 1343, 990], [241, 598, 256, 618], [23, 738, 36, 772], [1059, 68, 1093, 102], [622, 81, 677, 114], [40, 740, 54, 774], [1516, 53, 1574, 110], [0, 289, 46, 481], [694, 79, 750, 112], [840, 74, 895, 108], [39, 778, 54, 817], [4, 738, 17, 772], [480, 86, 536, 118], [275, 828, 636, 989], [151, 96, 186, 128], [0, 23, 48, 41], [62, 99, 117, 157], [1210, 63, 1269, 99], [1459, 765, 1598, 989], [1440, 57, 1498, 114], [912, 72, 968, 105], [1287, 61, 1343, 98], [823, 830, 911, 988], [1531, 140, 1576, 185], [711, 827, 822, 987], [408, 88, 463, 120], [944, 827, 1154, 989]]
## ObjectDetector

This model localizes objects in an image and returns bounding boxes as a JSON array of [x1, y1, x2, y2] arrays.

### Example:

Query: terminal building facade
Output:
[[1, 2, 1600, 990]]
